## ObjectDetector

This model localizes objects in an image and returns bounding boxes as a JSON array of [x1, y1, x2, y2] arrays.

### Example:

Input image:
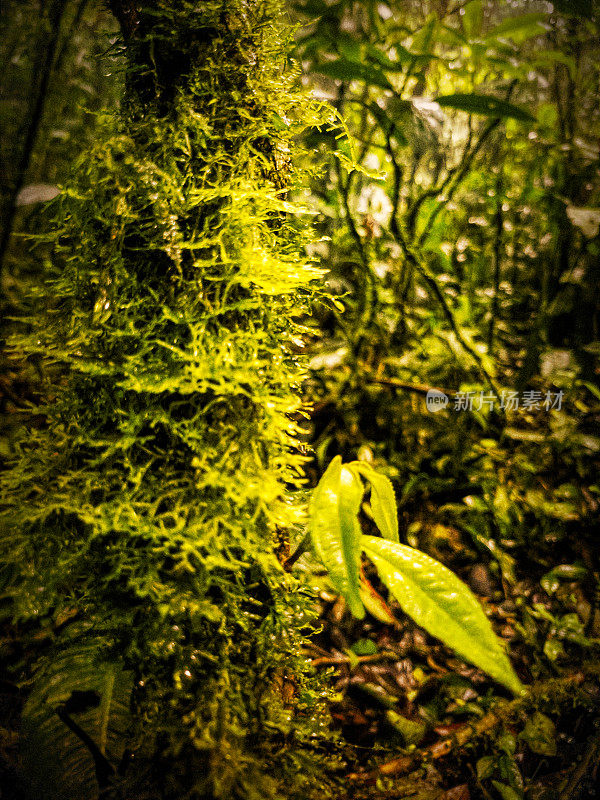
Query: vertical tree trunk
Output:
[[2, 2, 328, 798]]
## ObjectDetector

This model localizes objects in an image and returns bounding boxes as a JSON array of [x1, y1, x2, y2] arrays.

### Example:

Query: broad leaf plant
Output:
[[310, 457, 524, 696]]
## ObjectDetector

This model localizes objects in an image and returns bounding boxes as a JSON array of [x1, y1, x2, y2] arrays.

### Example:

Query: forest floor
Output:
[[301, 507, 600, 800]]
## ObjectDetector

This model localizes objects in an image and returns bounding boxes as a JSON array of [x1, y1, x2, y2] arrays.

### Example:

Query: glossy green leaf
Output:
[[436, 93, 534, 122], [351, 463, 399, 542], [315, 58, 393, 90], [309, 456, 365, 618], [361, 536, 524, 694]]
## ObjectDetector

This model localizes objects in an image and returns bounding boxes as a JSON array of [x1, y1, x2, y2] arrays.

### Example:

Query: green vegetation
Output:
[[310, 456, 523, 693], [1, 2, 335, 798], [1, 1, 599, 799]]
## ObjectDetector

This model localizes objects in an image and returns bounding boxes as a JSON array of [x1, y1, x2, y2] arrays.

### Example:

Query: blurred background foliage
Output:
[[1, 1, 599, 798], [288, 2, 600, 795], [296, 0, 600, 800], [0, 0, 119, 454], [292, 0, 600, 631]]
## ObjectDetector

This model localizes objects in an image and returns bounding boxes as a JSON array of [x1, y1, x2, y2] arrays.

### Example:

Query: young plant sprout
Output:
[[310, 457, 524, 696]]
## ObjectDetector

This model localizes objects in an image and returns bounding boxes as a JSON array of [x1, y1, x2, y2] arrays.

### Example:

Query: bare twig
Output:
[[394, 222, 502, 399], [558, 730, 600, 800], [308, 650, 402, 668], [348, 672, 586, 784], [416, 81, 517, 249], [417, 115, 502, 248], [283, 531, 310, 571], [385, 134, 500, 396], [488, 166, 504, 353], [366, 374, 454, 398], [406, 122, 472, 239]]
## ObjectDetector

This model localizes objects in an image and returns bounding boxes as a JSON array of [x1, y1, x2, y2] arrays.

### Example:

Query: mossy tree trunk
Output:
[[1, 2, 328, 798]]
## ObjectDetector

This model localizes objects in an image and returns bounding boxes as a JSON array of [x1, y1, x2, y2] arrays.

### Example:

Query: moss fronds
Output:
[[0, 2, 333, 797]]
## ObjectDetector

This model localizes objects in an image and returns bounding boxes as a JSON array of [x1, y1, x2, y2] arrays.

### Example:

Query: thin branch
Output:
[[330, 92, 379, 356], [487, 165, 504, 352], [417, 114, 501, 248], [366, 374, 453, 398], [405, 120, 472, 238], [388, 132, 403, 242], [416, 82, 517, 249], [283, 531, 310, 571], [393, 220, 502, 398], [349, 672, 586, 783], [308, 650, 402, 668]]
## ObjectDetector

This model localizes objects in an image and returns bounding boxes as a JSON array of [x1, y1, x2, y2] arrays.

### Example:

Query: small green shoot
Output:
[[309, 456, 525, 695]]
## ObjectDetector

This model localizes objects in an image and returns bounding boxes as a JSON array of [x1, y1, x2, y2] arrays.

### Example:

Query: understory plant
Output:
[[0, 2, 335, 798], [310, 456, 524, 695]]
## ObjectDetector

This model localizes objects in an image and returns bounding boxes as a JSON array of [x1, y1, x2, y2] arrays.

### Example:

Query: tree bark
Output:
[[2, 3, 326, 799]]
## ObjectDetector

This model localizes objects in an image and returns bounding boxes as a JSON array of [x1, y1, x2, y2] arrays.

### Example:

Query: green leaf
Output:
[[436, 93, 534, 122], [438, 23, 468, 46], [315, 58, 393, 90], [519, 711, 557, 756], [309, 456, 365, 618], [411, 16, 436, 52], [476, 755, 496, 781], [359, 577, 397, 624], [544, 638, 566, 661], [385, 710, 427, 745], [21, 640, 132, 800], [361, 536, 524, 694], [336, 35, 362, 63], [532, 50, 577, 79], [462, 0, 483, 39], [492, 781, 523, 800], [351, 637, 378, 656], [351, 463, 399, 542], [578, 380, 600, 401], [486, 13, 548, 42]]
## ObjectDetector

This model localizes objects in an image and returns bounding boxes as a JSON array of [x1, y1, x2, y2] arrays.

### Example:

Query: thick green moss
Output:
[[1, 2, 334, 797]]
